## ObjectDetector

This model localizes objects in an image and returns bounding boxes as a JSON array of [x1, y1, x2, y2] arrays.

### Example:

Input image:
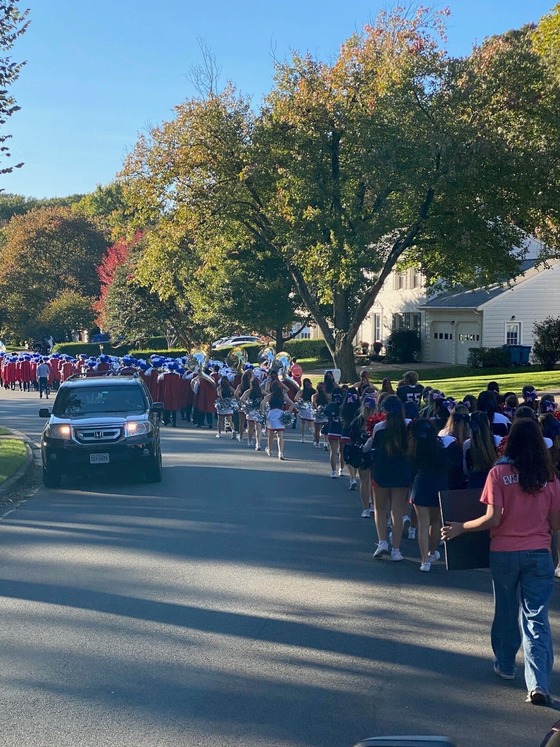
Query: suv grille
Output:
[[74, 426, 122, 444]]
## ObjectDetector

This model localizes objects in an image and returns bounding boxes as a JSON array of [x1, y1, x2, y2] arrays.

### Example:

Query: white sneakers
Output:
[[391, 548, 404, 562], [373, 540, 389, 558], [349, 479, 358, 490], [420, 561, 431, 572], [428, 550, 441, 563], [330, 470, 337, 478]]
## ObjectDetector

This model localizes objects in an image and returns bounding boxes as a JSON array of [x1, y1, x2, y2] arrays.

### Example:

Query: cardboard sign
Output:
[[439, 488, 490, 570]]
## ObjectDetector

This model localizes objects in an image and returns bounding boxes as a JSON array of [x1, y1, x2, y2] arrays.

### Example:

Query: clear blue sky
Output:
[[3, 0, 555, 199]]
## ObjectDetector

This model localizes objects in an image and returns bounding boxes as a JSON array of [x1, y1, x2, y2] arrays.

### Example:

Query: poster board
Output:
[[439, 488, 490, 570]]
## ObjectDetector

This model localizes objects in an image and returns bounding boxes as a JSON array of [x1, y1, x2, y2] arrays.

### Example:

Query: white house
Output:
[[356, 237, 560, 364]]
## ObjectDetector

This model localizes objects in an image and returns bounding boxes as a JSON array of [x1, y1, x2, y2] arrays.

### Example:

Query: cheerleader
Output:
[[340, 388, 361, 489], [241, 377, 265, 450], [294, 378, 315, 442], [324, 388, 345, 478], [408, 418, 449, 572], [312, 382, 330, 449], [262, 381, 294, 460], [234, 369, 253, 442], [215, 376, 237, 438], [348, 393, 378, 516]]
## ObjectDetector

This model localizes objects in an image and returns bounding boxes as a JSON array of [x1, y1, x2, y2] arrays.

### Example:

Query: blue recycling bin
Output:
[[503, 345, 531, 366], [519, 345, 531, 365]]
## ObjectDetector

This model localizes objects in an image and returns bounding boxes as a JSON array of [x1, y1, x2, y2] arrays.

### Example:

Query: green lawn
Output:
[[301, 361, 560, 399], [0, 439, 27, 484], [0, 427, 12, 435]]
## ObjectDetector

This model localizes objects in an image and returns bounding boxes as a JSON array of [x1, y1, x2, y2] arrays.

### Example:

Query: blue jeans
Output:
[[490, 549, 554, 693]]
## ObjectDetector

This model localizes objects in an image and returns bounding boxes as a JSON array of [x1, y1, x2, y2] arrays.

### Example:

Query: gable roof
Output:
[[419, 259, 538, 310]]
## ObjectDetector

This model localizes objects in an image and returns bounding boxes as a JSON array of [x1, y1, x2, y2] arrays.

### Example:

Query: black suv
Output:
[[39, 375, 163, 488]]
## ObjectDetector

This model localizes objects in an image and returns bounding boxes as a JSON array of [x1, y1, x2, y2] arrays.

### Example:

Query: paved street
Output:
[[0, 388, 559, 747]]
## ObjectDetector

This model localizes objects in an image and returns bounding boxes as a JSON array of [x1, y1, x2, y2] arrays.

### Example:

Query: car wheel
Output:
[[145, 452, 162, 483], [42, 466, 62, 488]]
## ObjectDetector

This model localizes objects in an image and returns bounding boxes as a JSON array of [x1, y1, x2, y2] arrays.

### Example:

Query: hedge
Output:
[[54, 337, 173, 358], [467, 347, 510, 368], [214, 337, 331, 363], [130, 348, 186, 360], [53, 337, 331, 363], [53, 342, 134, 357]]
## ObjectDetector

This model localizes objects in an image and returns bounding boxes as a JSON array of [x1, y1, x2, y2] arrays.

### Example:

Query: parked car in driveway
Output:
[[39, 375, 163, 488], [213, 335, 261, 349]]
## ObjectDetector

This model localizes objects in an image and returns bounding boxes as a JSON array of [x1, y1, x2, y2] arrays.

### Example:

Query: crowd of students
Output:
[[312, 369, 560, 709], [3, 350, 559, 707]]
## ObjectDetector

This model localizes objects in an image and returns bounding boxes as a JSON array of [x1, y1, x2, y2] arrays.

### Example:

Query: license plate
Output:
[[90, 453, 109, 464]]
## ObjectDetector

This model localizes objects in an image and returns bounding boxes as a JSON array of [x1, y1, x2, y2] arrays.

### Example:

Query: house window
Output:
[[506, 322, 521, 346], [393, 312, 421, 331], [394, 272, 406, 290], [373, 313, 381, 342], [412, 269, 422, 288]]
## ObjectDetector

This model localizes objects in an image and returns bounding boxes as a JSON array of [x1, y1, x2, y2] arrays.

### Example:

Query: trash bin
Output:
[[519, 345, 531, 365], [503, 345, 531, 366]]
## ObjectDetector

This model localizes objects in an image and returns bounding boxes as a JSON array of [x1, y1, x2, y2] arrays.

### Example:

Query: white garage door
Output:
[[457, 322, 481, 365], [431, 322, 454, 363]]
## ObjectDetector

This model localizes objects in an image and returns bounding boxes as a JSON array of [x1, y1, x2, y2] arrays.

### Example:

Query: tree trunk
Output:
[[333, 333, 358, 384], [274, 327, 285, 351]]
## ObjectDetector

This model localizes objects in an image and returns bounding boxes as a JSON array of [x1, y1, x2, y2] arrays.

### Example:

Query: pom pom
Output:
[[366, 412, 386, 434], [280, 410, 295, 426]]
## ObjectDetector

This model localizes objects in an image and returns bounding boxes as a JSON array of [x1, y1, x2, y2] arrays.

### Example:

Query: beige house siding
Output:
[[357, 268, 426, 347], [480, 262, 560, 349]]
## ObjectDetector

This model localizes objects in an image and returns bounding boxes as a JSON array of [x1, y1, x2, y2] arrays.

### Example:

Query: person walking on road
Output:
[[36, 358, 51, 399], [363, 395, 412, 562], [443, 418, 560, 706]]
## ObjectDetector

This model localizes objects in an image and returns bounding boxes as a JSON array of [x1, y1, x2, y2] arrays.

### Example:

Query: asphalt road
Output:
[[0, 388, 559, 747]]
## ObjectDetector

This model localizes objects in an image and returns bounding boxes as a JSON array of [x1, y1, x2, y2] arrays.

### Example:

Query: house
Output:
[[356, 237, 560, 364]]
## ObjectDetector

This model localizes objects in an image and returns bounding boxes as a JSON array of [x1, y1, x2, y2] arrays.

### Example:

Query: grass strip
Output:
[[304, 364, 560, 398], [0, 439, 27, 484], [0, 426, 12, 435]]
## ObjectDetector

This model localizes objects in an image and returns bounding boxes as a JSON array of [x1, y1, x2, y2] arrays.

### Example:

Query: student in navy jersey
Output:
[[397, 370, 424, 405]]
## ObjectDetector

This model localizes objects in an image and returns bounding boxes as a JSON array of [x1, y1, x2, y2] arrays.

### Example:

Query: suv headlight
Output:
[[45, 424, 72, 439], [125, 421, 151, 437]]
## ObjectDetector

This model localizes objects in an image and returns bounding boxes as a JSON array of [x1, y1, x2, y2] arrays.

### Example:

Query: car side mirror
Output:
[[150, 402, 164, 413], [354, 739, 457, 747], [39, 408, 51, 418]]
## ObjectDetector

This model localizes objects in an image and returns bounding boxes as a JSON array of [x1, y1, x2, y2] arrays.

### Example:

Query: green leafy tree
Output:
[[0, 192, 84, 225], [39, 291, 96, 341], [532, 316, 560, 369], [97, 231, 203, 348], [533, 3, 560, 81], [0, 1, 29, 178], [0, 206, 109, 340], [120, 7, 560, 381]]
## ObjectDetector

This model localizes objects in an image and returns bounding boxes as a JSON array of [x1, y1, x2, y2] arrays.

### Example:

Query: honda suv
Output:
[[39, 375, 163, 488]]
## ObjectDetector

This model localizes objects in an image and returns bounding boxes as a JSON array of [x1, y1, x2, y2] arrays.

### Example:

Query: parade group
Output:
[[2, 348, 560, 705]]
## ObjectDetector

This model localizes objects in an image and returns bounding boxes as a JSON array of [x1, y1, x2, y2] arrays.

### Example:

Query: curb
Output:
[[0, 429, 37, 499]]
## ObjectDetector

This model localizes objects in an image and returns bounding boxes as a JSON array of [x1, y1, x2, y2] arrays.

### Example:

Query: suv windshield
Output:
[[53, 385, 147, 417]]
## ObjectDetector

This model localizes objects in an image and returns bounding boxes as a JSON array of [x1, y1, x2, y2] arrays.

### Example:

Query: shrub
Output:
[[284, 338, 330, 360], [467, 347, 509, 368], [130, 348, 186, 360], [53, 342, 133, 357], [532, 316, 560, 370], [384, 329, 421, 363], [214, 338, 331, 364], [213, 343, 261, 363]]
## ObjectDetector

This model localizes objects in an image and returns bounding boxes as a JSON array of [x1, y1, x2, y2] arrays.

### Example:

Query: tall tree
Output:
[[0, 1, 29, 178], [97, 231, 203, 348], [39, 291, 96, 341], [0, 206, 108, 340], [120, 7, 560, 381]]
